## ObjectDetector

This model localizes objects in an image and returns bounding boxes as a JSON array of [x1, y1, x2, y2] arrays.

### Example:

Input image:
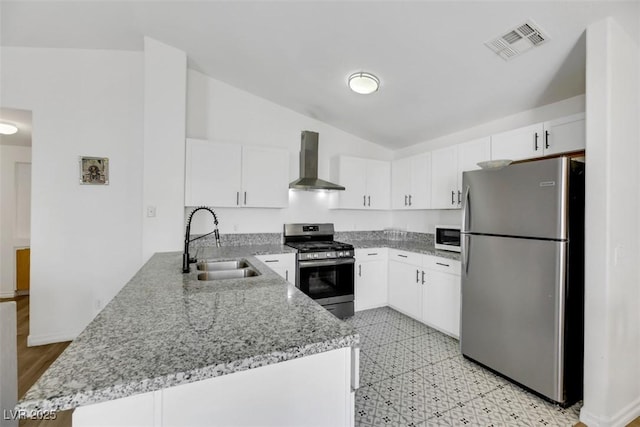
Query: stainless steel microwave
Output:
[[434, 225, 461, 252]]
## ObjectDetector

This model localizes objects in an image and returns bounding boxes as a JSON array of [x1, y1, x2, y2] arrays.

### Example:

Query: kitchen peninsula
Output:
[[16, 247, 360, 427]]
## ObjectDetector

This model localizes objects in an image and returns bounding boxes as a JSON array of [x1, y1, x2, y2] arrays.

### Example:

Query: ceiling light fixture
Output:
[[0, 122, 18, 135], [348, 72, 380, 95]]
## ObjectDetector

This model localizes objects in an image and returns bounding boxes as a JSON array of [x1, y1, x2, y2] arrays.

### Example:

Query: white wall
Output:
[[142, 38, 187, 260], [580, 18, 640, 427], [0, 47, 144, 345], [186, 70, 393, 234], [391, 95, 586, 234], [0, 145, 31, 297]]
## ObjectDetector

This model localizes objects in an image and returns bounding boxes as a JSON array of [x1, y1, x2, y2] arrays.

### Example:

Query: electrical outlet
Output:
[[146, 206, 156, 217]]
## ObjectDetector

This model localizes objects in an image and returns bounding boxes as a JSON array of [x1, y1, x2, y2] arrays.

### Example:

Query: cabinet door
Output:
[[491, 123, 544, 161], [356, 259, 388, 311], [542, 113, 585, 156], [335, 156, 368, 209], [185, 139, 241, 207], [457, 137, 491, 207], [391, 157, 411, 209], [410, 152, 431, 209], [431, 146, 458, 209], [388, 260, 422, 319], [423, 270, 461, 338], [366, 159, 391, 210], [242, 146, 289, 208]]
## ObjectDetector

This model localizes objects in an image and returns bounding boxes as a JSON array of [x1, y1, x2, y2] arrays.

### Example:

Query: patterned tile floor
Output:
[[345, 307, 582, 427]]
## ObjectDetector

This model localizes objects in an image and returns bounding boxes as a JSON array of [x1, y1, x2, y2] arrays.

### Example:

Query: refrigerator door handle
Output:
[[462, 234, 470, 275], [462, 185, 471, 231]]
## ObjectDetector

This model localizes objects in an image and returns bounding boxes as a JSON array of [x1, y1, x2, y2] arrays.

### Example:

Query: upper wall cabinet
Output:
[[491, 113, 585, 161], [185, 139, 289, 208], [431, 137, 491, 209], [392, 152, 432, 210], [331, 156, 390, 210]]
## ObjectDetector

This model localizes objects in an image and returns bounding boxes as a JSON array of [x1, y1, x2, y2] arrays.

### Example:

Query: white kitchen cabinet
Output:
[[391, 152, 431, 209], [355, 249, 388, 311], [331, 156, 391, 210], [432, 138, 491, 209], [431, 146, 458, 209], [490, 113, 585, 161], [185, 139, 289, 208], [542, 113, 586, 156], [185, 139, 242, 207], [421, 256, 461, 338], [241, 146, 290, 208], [255, 253, 296, 285], [387, 250, 422, 319]]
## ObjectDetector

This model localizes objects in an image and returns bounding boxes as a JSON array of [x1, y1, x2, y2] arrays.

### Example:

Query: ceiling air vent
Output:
[[485, 20, 549, 61]]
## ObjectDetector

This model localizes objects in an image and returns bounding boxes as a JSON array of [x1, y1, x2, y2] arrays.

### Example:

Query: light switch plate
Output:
[[146, 206, 156, 217]]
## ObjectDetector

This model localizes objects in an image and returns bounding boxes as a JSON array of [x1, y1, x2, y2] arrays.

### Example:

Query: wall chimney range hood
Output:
[[289, 131, 345, 191]]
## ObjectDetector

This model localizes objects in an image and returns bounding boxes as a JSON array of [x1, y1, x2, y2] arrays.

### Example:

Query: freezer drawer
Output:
[[460, 234, 567, 402]]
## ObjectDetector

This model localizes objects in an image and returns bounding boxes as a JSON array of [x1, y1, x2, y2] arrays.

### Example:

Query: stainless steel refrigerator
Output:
[[460, 156, 584, 406]]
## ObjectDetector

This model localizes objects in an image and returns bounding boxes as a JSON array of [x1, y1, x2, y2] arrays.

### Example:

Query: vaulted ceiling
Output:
[[1, 1, 638, 149]]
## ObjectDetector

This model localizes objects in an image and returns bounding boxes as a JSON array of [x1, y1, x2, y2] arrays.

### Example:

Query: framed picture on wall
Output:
[[79, 156, 109, 185]]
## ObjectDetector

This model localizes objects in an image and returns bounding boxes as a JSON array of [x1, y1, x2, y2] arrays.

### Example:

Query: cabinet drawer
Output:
[[255, 253, 293, 264], [424, 256, 461, 275], [355, 248, 387, 261], [388, 249, 421, 265]]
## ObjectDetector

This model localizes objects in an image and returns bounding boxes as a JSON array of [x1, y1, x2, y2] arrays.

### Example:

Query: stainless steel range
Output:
[[284, 223, 355, 319]]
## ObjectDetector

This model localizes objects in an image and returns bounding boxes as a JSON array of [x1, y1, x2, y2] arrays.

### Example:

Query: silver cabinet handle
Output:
[[421, 270, 425, 285], [545, 130, 550, 149], [363, 195, 366, 206], [457, 190, 461, 205], [534, 132, 539, 151], [404, 195, 408, 206], [436, 262, 450, 267], [408, 195, 412, 206], [367, 195, 371, 206], [358, 264, 362, 277], [264, 260, 279, 263], [397, 254, 408, 258], [285, 270, 288, 281], [236, 191, 240, 206], [367, 253, 378, 256], [244, 191, 247, 205], [416, 269, 420, 283], [451, 191, 455, 205]]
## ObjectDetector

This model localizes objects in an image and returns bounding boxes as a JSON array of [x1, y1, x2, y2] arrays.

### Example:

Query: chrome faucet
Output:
[[183, 206, 221, 273]]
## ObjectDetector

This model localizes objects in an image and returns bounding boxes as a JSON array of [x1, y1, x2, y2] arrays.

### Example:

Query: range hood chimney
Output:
[[289, 131, 345, 191]]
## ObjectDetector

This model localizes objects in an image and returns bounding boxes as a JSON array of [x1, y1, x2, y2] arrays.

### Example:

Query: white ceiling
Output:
[[1, 1, 638, 149]]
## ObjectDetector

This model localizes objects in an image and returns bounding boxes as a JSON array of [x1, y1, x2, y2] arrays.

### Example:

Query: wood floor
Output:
[[2, 295, 639, 427], [1, 296, 72, 427]]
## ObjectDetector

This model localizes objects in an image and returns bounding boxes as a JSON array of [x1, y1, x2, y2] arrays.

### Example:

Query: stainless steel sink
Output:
[[196, 260, 251, 271], [197, 268, 260, 281]]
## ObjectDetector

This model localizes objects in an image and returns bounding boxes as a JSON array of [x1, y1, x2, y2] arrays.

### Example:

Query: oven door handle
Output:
[[298, 258, 356, 268]]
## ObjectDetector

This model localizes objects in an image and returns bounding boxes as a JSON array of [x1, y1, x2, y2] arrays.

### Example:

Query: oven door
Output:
[[297, 257, 355, 305]]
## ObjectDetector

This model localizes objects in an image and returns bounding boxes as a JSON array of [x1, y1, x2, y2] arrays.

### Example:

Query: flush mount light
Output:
[[0, 122, 18, 135], [348, 72, 380, 95]]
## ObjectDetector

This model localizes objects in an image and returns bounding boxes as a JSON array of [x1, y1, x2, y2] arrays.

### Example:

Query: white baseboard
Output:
[[27, 332, 76, 347], [580, 395, 640, 427]]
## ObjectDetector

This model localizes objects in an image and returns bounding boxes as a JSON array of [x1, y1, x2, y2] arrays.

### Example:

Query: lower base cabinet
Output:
[[255, 253, 296, 285], [422, 256, 461, 338], [388, 257, 422, 320], [387, 250, 461, 338], [355, 249, 388, 311]]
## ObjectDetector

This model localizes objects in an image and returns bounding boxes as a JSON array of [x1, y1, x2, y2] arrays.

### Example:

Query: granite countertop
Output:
[[341, 239, 461, 261], [17, 249, 358, 414]]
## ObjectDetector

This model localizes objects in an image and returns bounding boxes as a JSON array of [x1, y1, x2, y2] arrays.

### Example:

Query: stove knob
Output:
[[313, 253, 319, 259], [338, 251, 344, 257]]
